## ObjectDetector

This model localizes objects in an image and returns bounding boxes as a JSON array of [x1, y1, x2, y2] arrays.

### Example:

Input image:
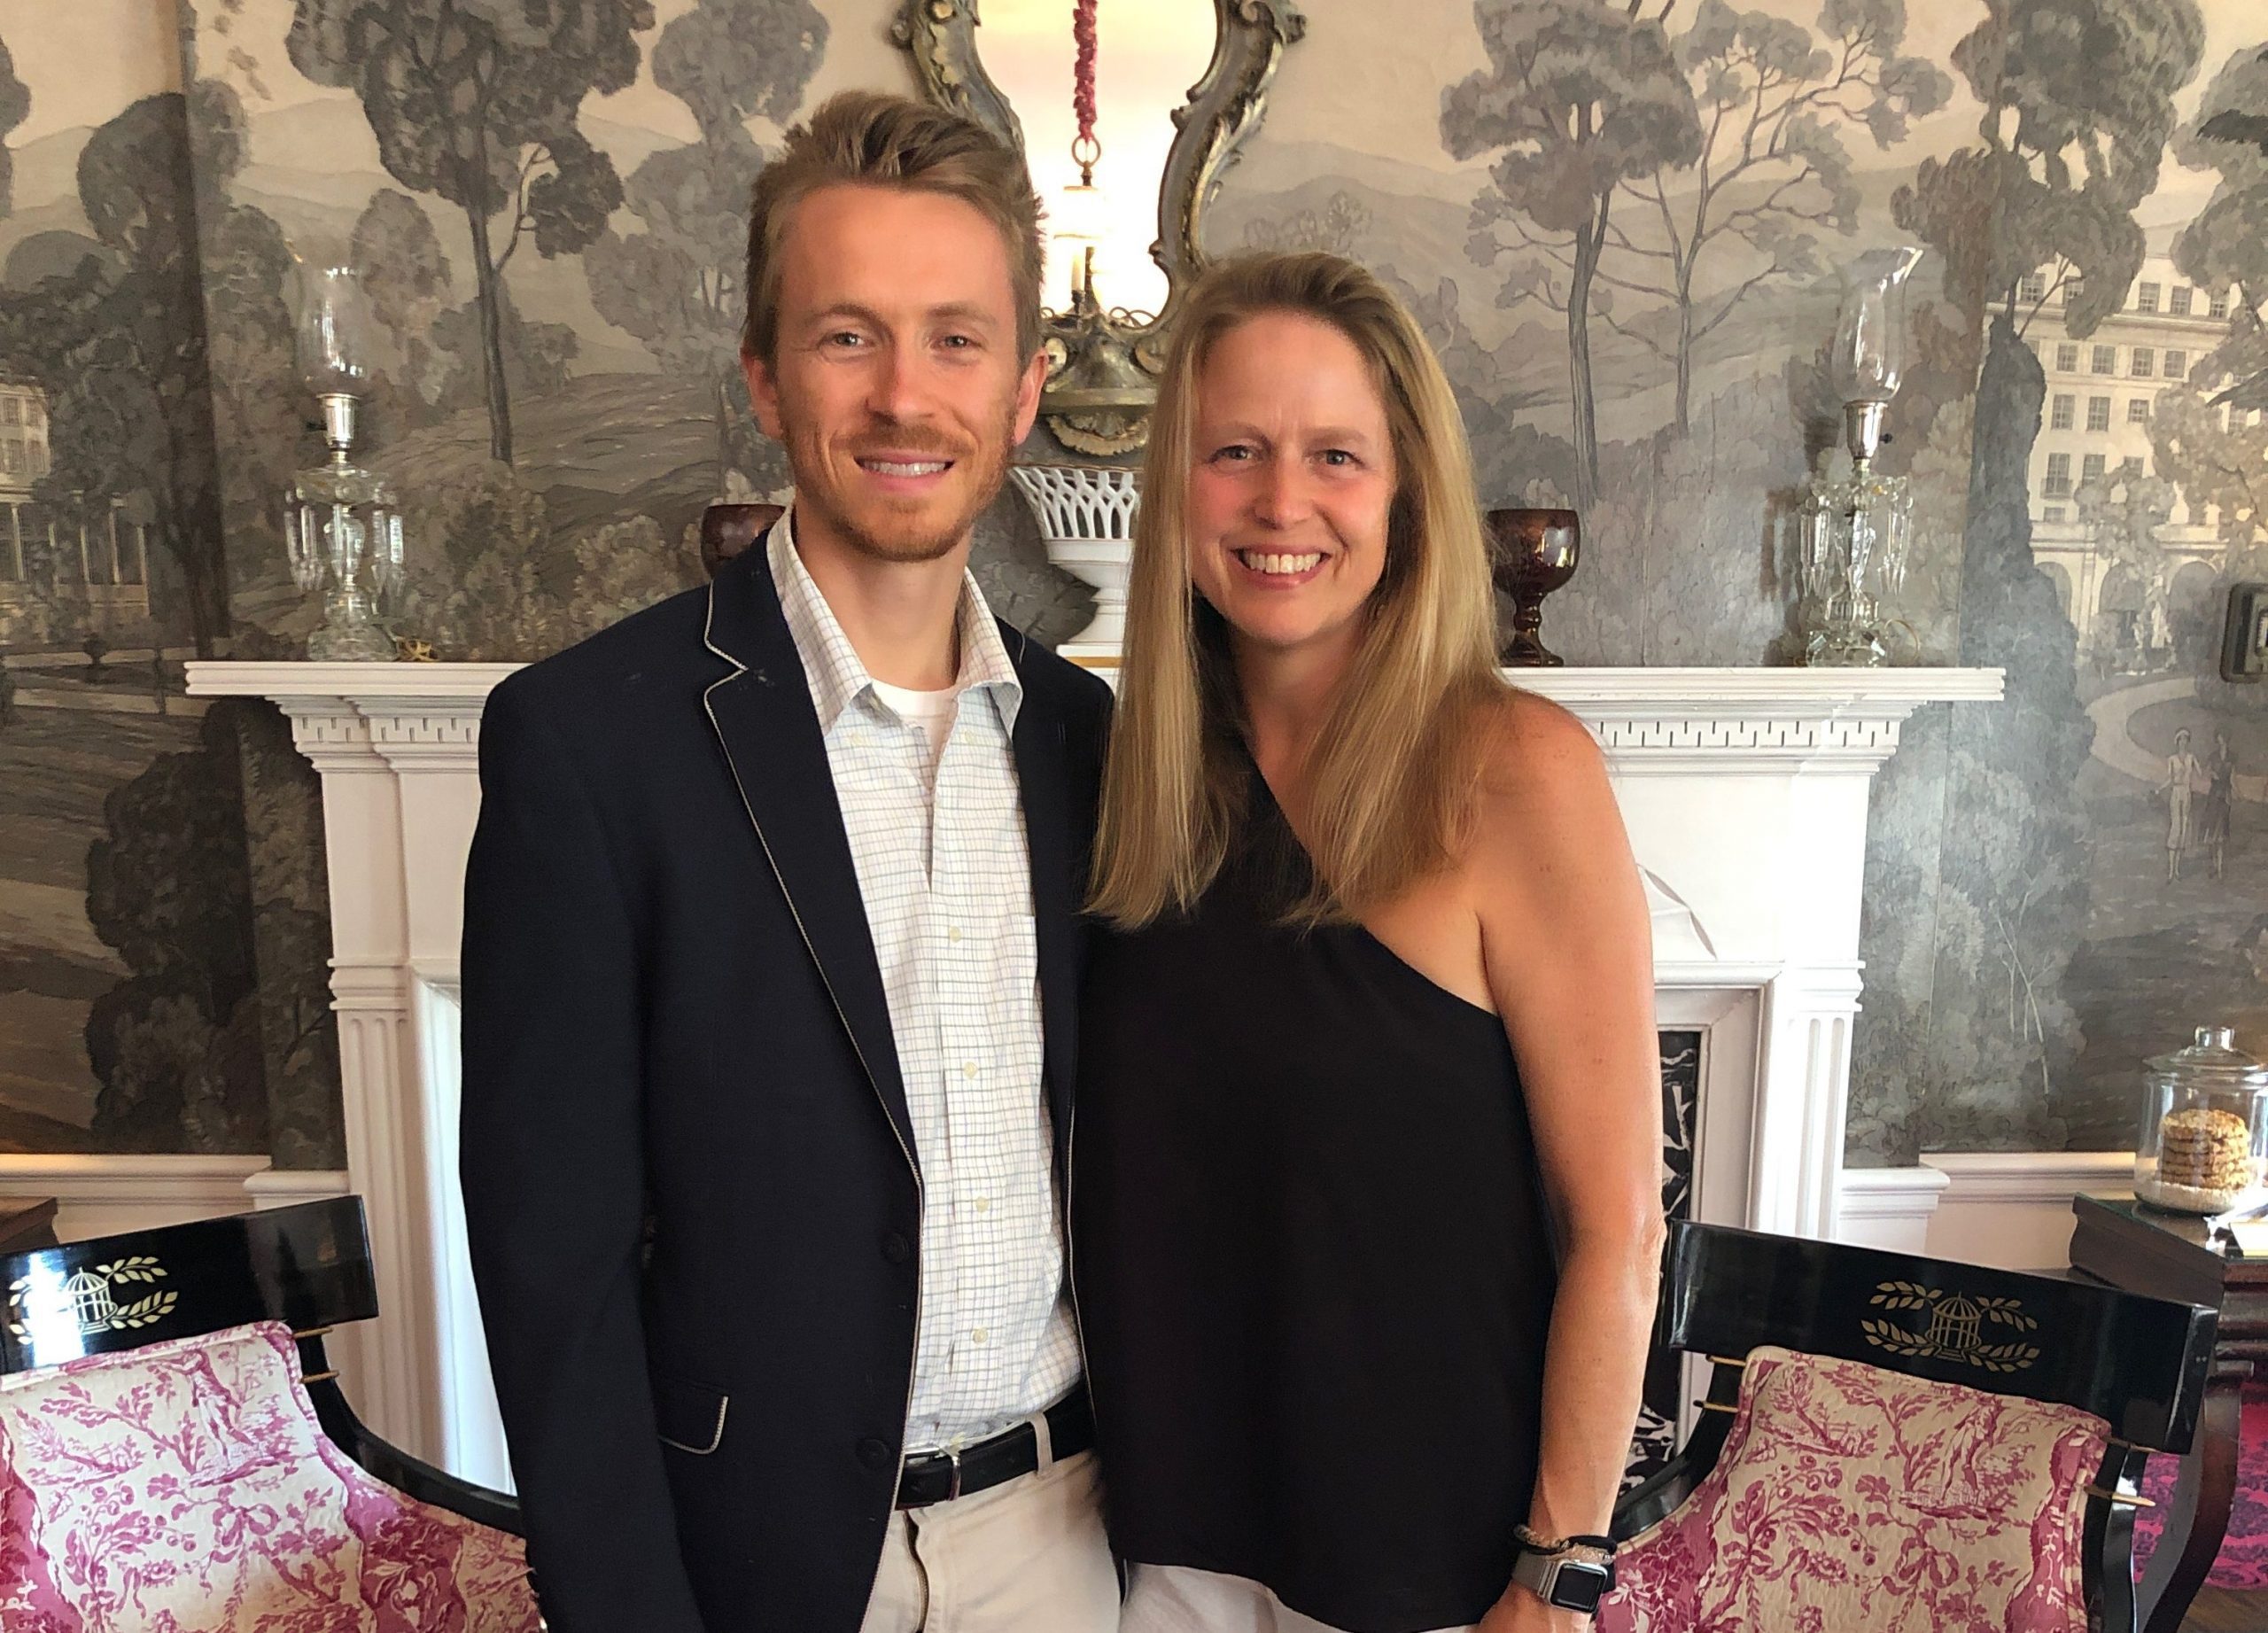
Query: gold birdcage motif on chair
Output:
[[63, 1271, 118, 1334], [1925, 1291, 1983, 1355]]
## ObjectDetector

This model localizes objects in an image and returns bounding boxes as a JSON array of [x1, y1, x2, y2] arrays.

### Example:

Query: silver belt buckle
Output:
[[944, 1445, 963, 1503]]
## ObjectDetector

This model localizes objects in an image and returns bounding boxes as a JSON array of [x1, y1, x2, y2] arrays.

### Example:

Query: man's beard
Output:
[[793, 401, 1020, 565]]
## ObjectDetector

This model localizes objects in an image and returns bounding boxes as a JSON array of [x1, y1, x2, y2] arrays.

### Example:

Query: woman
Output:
[[1075, 250, 1665, 1633]]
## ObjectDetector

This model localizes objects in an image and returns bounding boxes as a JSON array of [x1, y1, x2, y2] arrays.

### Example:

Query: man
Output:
[[461, 90, 1116, 1633]]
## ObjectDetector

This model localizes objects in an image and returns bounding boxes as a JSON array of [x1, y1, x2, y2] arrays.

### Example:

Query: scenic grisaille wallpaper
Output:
[[0, 0, 2261, 1170]]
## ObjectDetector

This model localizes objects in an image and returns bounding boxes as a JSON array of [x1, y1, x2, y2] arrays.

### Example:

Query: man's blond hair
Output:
[[742, 90, 1045, 365]]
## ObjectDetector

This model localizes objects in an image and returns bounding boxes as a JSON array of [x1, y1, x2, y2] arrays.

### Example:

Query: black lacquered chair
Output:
[[0, 1195, 536, 1627], [1600, 1221, 2218, 1633]]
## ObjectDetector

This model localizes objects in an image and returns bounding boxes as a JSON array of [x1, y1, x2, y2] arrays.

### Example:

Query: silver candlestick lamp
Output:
[[284, 264, 404, 661], [1799, 246, 1925, 667]]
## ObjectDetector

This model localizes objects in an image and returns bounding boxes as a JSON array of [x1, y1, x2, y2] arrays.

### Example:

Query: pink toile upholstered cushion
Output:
[[1596, 1344, 2109, 1633], [0, 1318, 540, 1632]]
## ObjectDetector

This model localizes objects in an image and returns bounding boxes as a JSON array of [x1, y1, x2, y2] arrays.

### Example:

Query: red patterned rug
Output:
[[2133, 1382, 2268, 1590]]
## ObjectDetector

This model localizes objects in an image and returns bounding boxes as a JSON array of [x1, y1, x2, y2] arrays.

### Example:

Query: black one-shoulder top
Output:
[[1074, 756, 1559, 1633]]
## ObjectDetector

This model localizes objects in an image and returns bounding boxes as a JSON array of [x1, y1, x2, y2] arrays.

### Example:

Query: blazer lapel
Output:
[[1005, 630, 1080, 1160], [702, 544, 918, 1176]]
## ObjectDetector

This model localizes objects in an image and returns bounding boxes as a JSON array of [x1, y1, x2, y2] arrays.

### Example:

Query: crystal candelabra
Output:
[[1798, 246, 1924, 668], [284, 265, 404, 661]]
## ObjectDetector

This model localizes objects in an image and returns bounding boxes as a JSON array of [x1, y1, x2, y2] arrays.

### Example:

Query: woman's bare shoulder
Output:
[[1471, 687, 1610, 810]]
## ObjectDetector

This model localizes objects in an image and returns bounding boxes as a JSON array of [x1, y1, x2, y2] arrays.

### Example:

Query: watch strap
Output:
[[1515, 1523, 1616, 1556]]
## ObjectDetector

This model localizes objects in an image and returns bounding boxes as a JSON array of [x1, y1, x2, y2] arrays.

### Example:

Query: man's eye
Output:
[[939, 333, 975, 349], [824, 331, 866, 349]]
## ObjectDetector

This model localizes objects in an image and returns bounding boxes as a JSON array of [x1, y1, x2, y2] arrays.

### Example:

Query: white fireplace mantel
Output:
[[190, 658, 2001, 1483]]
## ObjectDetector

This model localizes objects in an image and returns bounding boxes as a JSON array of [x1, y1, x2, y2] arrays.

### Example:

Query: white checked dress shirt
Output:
[[768, 517, 1083, 1453]]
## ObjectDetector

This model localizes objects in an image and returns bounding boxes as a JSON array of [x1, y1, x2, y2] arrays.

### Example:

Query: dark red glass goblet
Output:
[[1486, 508, 1581, 667]]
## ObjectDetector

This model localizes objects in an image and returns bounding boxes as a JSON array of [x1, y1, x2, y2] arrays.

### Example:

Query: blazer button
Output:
[[881, 1232, 912, 1264], [858, 1437, 894, 1471]]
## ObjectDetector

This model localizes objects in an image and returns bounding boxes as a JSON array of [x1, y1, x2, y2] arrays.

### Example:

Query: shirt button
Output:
[[972, 1327, 990, 1346], [857, 1437, 893, 1470], [948, 926, 963, 944], [974, 1198, 990, 1215], [962, 1061, 977, 1079], [880, 1232, 912, 1264]]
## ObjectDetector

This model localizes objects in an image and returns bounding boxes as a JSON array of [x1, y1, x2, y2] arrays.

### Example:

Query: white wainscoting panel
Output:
[[1922, 1151, 2135, 1271], [1833, 1164, 1953, 1255], [1830, 1150, 2137, 1270]]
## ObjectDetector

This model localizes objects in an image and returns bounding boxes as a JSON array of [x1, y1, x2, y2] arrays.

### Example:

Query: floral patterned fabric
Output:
[[1596, 1345, 2106, 1633], [2133, 1380, 2268, 1590], [0, 1319, 540, 1632]]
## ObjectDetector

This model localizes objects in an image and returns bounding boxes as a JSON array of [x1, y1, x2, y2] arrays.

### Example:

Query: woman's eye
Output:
[[1319, 448, 1357, 468], [1212, 444, 1254, 463]]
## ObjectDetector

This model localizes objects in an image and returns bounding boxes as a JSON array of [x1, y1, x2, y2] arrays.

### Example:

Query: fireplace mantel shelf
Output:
[[185, 656, 2002, 1486], [191, 661, 2003, 771]]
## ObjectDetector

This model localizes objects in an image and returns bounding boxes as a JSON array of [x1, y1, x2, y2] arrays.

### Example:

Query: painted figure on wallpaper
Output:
[[285, 0, 652, 467], [2166, 727, 2202, 881], [2202, 730, 2235, 879]]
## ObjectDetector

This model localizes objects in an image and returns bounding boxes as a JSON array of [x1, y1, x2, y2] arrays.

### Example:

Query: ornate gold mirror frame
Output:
[[893, 0, 1307, 455]]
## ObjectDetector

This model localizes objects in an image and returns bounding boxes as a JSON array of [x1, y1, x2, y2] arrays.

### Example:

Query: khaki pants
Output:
[[1122, 1564, 1476, 1633], [858, 1447, 1119, 1633]]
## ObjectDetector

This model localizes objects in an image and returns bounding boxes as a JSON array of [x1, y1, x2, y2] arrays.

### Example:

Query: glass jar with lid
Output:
[[2133, 1026, 2268, 1214]]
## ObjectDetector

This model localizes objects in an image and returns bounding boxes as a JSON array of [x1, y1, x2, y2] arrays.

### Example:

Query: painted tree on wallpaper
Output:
[[1877, 0, 2205, 1147], [189, 71, 303, 612], [285, 0, 656, 465], [353, 190, 452, 408], [1444, 0, 1698, 506], [0, 40, 26, 218], [1606, 0, 1948, 436], [2156, 43, 2268, 589], [584, 0, 826, 480], [82, 707, 268, 1152]]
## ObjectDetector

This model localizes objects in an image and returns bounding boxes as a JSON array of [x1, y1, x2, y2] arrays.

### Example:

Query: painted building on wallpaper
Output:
[[0, 375, 152, 642], [2021, 258, 2249, 664]]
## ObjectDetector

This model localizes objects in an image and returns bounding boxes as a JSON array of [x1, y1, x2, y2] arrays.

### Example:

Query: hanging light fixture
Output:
[[1055, 0, 1105, 303], [1035, 0, 1158, 457], [1019, 0, 1148, 662]]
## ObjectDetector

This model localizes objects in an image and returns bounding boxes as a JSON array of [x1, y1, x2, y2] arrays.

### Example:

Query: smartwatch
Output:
[[1511, 1535, 1617, 1613]]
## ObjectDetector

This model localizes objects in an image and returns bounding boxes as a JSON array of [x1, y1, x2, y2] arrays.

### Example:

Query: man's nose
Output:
[[865, 342, 931, 424]]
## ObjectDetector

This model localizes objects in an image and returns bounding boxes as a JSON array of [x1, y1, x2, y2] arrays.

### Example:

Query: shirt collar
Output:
[[768, 508, 1024, 737]]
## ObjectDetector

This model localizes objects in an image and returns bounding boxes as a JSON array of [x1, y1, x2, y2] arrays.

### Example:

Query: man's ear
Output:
[[1011, 346, 1048, 446], [743, 350, 786, 441]]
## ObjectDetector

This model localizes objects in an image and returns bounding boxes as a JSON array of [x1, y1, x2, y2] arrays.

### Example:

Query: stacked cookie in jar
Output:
[[2133, 1027, 2268, 1215]]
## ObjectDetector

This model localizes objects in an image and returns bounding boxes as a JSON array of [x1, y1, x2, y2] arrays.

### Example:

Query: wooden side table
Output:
[[0, 1197, 58, 1255], [2070, 1194, 2268, 1633]]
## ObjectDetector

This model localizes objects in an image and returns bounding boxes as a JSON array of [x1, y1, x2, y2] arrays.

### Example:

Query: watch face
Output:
[[1550, 1562, 1611, 1614]]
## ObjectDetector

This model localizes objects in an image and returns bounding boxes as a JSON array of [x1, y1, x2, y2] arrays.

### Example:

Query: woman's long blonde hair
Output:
[[1088, 252, 1505, 928]]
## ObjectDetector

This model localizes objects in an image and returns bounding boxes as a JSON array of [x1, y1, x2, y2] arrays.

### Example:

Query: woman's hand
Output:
[[1478, 1585, 1589, 1633]]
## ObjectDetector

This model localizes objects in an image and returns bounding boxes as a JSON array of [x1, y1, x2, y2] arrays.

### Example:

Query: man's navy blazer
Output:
[[459, 534, 1114, 1632]]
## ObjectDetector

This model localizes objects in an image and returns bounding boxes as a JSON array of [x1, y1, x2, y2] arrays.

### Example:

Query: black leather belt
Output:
[[895, 1387, 1093, 1509]]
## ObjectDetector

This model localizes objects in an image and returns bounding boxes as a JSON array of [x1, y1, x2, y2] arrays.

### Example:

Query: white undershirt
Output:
[[869, 678, 963, 794]]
